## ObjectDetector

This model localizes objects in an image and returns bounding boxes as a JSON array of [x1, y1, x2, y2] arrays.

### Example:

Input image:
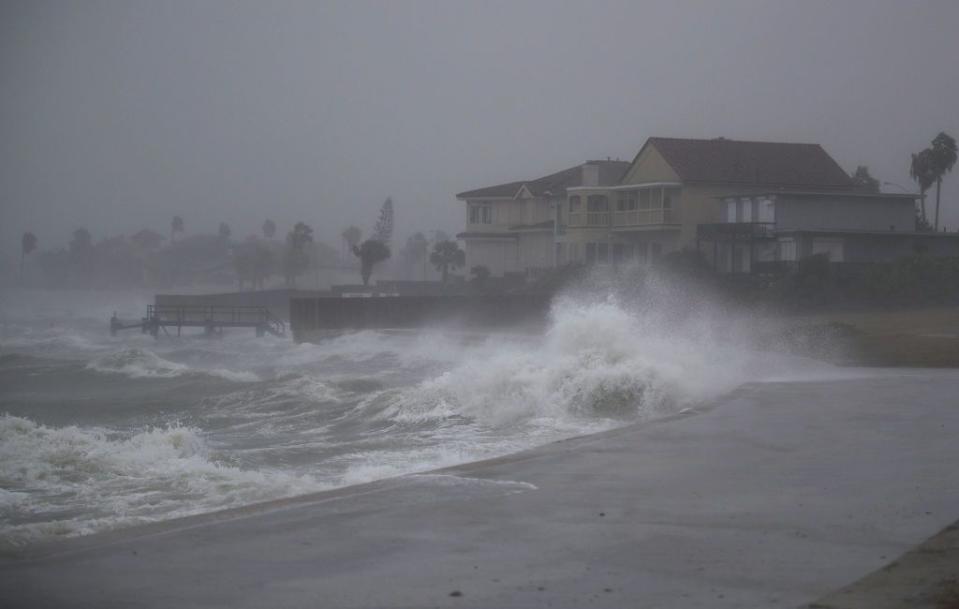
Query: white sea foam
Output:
[[375, 297, 764, 431], [0, 415, 324, 547], [1, 286, 835, 547]]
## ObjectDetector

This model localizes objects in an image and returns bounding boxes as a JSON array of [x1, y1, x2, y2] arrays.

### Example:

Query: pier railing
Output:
[[112, 304, 285, 338]]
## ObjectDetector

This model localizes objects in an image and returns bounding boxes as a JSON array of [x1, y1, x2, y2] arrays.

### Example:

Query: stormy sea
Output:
[[0, 287, 828, 549]]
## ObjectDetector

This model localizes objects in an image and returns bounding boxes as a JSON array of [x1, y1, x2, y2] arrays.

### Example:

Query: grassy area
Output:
[[789, 307, 959, 367]]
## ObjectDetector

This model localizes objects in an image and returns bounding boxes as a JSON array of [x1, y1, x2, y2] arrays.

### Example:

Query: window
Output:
[[663, 189, 678, 210], [597, 242, 609, 264], [812, 238, 844, 262], [469, 204, 492, 224], [612, 243, 625, 265], [617, 192, 637, 211], [726, 199, 737, 223], [587, 195, 608, 211], [739, 198, 753, 223], [758, 197, 775, 223], [779, 238, 796, 261], [649, 242, 662, 261], [639, 189, 651, 210], [569, 196, 581, 212], [650, 188, 663, 209]]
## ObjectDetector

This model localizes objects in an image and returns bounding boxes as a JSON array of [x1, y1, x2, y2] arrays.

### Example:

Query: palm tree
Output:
[[851, 166, 880, 193], [910, 150, 936, 228], [429, 240, 465, 284], [373, 197, 394, 245], [283, 222, 314, 286], [341, 225, 361, 256], [352, 239, 390, 286], [20, 232, 37, 284], [262, 219, 276, 240], [170, 216, 184, 243], [929, 132, 957, 231]]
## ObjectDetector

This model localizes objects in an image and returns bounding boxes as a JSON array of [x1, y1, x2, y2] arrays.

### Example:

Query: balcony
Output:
[[612, 209, 678, 227], [697, 222, 776, 239], [567, 212, 610, 227]]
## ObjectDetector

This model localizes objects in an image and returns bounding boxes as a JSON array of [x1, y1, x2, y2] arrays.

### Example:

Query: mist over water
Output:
[[0, 281, 837, 548]]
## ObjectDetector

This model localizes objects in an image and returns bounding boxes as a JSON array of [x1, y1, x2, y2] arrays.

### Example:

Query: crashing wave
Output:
[[86, 348, 259, 382], [0, 415, 323, 547]]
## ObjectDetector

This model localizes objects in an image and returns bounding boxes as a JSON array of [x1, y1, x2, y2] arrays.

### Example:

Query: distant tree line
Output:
[[17, 195, 461, 290]]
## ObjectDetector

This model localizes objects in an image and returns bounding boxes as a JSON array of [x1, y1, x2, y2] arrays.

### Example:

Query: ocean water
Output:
[[0, 287, 828, 548]]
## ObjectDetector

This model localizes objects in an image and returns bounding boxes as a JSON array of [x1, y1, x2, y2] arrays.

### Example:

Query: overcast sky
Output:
[[2, 0, 959, 260]]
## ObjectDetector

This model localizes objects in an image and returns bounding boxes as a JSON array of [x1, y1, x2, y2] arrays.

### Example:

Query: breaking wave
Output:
[[86, 348, 259, 382], [1, 291, 815, 547], [376, 297, 758, 429], [0, 415, 324, 547]]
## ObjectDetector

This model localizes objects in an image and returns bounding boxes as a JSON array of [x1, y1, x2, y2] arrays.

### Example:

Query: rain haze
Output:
[[2, 0, 959, 257], [4, 3, 959, 609]]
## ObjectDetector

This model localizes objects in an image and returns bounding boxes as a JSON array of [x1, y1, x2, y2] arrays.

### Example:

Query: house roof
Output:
[[640, 137, 855, 190], [716, 191, 919, 200], [457, 160, 630, 199]]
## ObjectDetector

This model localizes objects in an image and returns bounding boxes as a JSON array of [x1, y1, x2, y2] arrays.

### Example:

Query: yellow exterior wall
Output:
[[621, 145, 680, 185]]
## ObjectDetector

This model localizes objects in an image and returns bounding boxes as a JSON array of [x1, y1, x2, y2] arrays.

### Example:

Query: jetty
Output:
[[110, 304, 286, 338]]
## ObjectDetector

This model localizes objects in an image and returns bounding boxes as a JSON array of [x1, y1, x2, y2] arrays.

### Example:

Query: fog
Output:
[[2, 0, 959, 268]]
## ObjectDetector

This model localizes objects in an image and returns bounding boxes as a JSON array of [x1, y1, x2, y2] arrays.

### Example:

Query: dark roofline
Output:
[[715, 191, 919, 200], [776, 228, 959, 238], [457, 159, 629, 200], [455, 231, 519, 240], [455, 181, 526, 200], [628, 136, 854, 189]]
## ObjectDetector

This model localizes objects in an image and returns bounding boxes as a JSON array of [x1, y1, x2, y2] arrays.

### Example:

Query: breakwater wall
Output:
[[290, 295, 553, 342], [155, 289, 327, 321]]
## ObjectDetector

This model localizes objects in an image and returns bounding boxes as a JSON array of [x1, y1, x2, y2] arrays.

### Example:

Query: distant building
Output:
[[457, 137, 959, 277]]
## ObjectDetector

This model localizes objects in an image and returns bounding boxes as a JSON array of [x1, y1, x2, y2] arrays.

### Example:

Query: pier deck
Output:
[[111, 304, 286, 338]]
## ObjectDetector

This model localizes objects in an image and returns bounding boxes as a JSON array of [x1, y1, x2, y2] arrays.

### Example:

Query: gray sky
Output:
[[2, 0, 959, 259]]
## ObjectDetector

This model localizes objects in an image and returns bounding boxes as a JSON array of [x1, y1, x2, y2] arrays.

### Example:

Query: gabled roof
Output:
[[457, 160, 630, 199], [638, 137, 855, 190]]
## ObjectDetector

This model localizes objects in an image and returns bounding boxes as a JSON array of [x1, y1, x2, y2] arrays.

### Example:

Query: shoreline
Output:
[[3, 369, 959, 607], [1, 403, 710, 563]]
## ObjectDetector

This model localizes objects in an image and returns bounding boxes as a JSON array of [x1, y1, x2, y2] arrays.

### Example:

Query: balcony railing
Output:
[[568, 209, 680, 228], [567, 212, 610, 227], [612, 209, 678, 226], [697, 222, 776, 239]]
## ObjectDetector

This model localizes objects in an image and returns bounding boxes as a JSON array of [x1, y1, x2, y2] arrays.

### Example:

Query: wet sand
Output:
[[3, 369, 959, 608]]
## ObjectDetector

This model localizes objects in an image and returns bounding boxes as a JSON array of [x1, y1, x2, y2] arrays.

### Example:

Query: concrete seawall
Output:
[[289, 294, 553, 342], [3, 369, 958, 608]]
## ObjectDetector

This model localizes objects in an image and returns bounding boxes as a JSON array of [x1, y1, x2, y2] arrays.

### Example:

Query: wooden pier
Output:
[[111, 304, 286, 338]]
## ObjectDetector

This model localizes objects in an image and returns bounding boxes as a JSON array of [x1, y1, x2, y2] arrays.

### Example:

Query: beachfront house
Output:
[[457, 136, 959, 277], [556, 137, 859, 267], [455, 160, 628, 277]]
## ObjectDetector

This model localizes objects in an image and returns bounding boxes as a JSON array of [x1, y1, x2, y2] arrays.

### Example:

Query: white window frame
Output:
[[779, 238, 796, 262], [725, 199, 737, 223], [758, 197, 775, 223], [469, 204, 492, 225]]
